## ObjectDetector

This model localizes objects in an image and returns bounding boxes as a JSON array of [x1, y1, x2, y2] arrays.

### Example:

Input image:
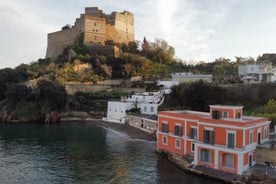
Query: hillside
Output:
[[0, 36, 276, 123]]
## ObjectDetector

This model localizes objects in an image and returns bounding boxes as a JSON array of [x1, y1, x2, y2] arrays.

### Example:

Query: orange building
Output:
[[157, 105, 270, 175]]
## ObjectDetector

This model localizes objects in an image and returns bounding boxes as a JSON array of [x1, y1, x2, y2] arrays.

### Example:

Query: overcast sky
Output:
[[1, 0, 276, 69]]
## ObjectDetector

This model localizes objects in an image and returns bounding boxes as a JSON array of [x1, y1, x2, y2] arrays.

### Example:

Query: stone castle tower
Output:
[[46, 7, 135, 59]]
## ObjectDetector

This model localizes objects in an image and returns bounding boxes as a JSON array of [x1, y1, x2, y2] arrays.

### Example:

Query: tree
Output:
[[169, 80, 225, 111], [265, 99, 276, 114], [6, 84, 30, 107], [36, 79, 67, 112], [0, 68, 28, 100], [257, 53, 276, 66]]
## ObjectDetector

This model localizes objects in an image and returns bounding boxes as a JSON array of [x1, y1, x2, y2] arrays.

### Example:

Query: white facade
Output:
[[157, 80, 179, 94], [238, 63, 276, 83], [106, 101, 134, 123], [171, 72, 213, 83], [140, 103, 158, 115], [105, 91, 164, 123]]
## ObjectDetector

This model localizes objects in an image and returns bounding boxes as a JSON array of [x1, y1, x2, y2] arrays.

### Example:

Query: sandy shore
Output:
[[61, 117, 156, 141]]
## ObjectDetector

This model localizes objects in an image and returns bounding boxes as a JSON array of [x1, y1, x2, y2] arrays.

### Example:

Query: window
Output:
[[200, 149, 212, 163], [249, 131, 253, 144], [175, 139, 181, 149], [94, 36, 97, 40], [204, 130, 215, 144], [227, 132, 235, 148], [162, 136, 168, 145], [190, 127, 198, 139], [264, 128, 268, 139], [191, 143, 195, 152], [237, 112, 241, 119], [151, 106, 154, 112], [161, 122, 168, 133], [212, 110, 221, 119], [144, 106, 147, 112], [174, 124, 182, 136], [223, 112, 228, 118], [94, 22, 96, 26], [222, 153, 234, 168]]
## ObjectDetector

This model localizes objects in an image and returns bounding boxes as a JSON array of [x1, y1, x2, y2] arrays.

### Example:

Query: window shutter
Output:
[[210, 131, 215, 145], [204, 130, 207, 143]]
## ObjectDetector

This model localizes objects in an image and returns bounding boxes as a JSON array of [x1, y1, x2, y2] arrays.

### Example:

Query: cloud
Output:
[[1, 0, 276, 68], [0, 2, 57, 68]]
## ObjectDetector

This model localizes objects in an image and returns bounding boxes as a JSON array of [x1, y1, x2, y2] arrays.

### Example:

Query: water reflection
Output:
[[0, 122, 223, 184]]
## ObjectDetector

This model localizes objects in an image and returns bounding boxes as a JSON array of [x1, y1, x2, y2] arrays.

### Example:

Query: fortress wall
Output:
[[105, 15, 134, 43], [46, 7, 135, 59], [46, 28, 78, 59], [46, 16, 85, 60], [113, 12, 134, 43], [84, 16, 106, 45], [105, 24, 117, 42], [85, 7, 105, 17], [88, 45, 116, 57]]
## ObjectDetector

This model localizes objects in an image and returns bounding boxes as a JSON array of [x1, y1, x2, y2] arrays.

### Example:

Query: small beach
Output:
[[61, 117, 156, 141]]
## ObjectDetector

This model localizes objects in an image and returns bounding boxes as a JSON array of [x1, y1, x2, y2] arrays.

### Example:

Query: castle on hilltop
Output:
[[46, 7, 135, 59]]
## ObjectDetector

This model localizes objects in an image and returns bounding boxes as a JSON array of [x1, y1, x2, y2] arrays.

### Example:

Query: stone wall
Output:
[[64, 80, 124, 95], [256, 145, 276, 165], [64, 83, 111, 95], [84, 16, 107, 45]]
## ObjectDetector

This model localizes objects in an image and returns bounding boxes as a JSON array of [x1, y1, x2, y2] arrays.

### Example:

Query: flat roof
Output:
[[209, 105, 244, 109], [159, 110, 267, 123]]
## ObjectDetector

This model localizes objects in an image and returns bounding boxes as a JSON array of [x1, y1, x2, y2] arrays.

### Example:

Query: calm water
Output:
[[0, 122, 222, 184]]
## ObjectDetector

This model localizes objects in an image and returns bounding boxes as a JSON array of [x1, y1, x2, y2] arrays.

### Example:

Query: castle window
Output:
[[94, 22, 96, 26]]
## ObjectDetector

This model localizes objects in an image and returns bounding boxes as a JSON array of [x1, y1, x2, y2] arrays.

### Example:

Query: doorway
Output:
[[249, 155, 252, 167], [258, 132, 261, 144]]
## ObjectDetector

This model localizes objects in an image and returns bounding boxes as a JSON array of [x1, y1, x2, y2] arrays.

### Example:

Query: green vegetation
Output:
[[251, 99, 276, 128], [67, 90, 131, 112], [2, 79, 66, 122], [1, 36, 276, 123], [162, 80, 276, 127]]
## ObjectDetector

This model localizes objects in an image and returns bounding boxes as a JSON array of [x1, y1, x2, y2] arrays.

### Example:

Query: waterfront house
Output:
[[157, 105, 270, 175], [105, 91, 164, 123], [126, 114, 158, 134]]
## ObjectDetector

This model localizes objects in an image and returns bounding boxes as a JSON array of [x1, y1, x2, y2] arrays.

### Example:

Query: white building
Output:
[[105, 91, 164, 123], [171, 72, 213, 83], [238, 63, 276, 83], [157, 80, 179, 94]]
